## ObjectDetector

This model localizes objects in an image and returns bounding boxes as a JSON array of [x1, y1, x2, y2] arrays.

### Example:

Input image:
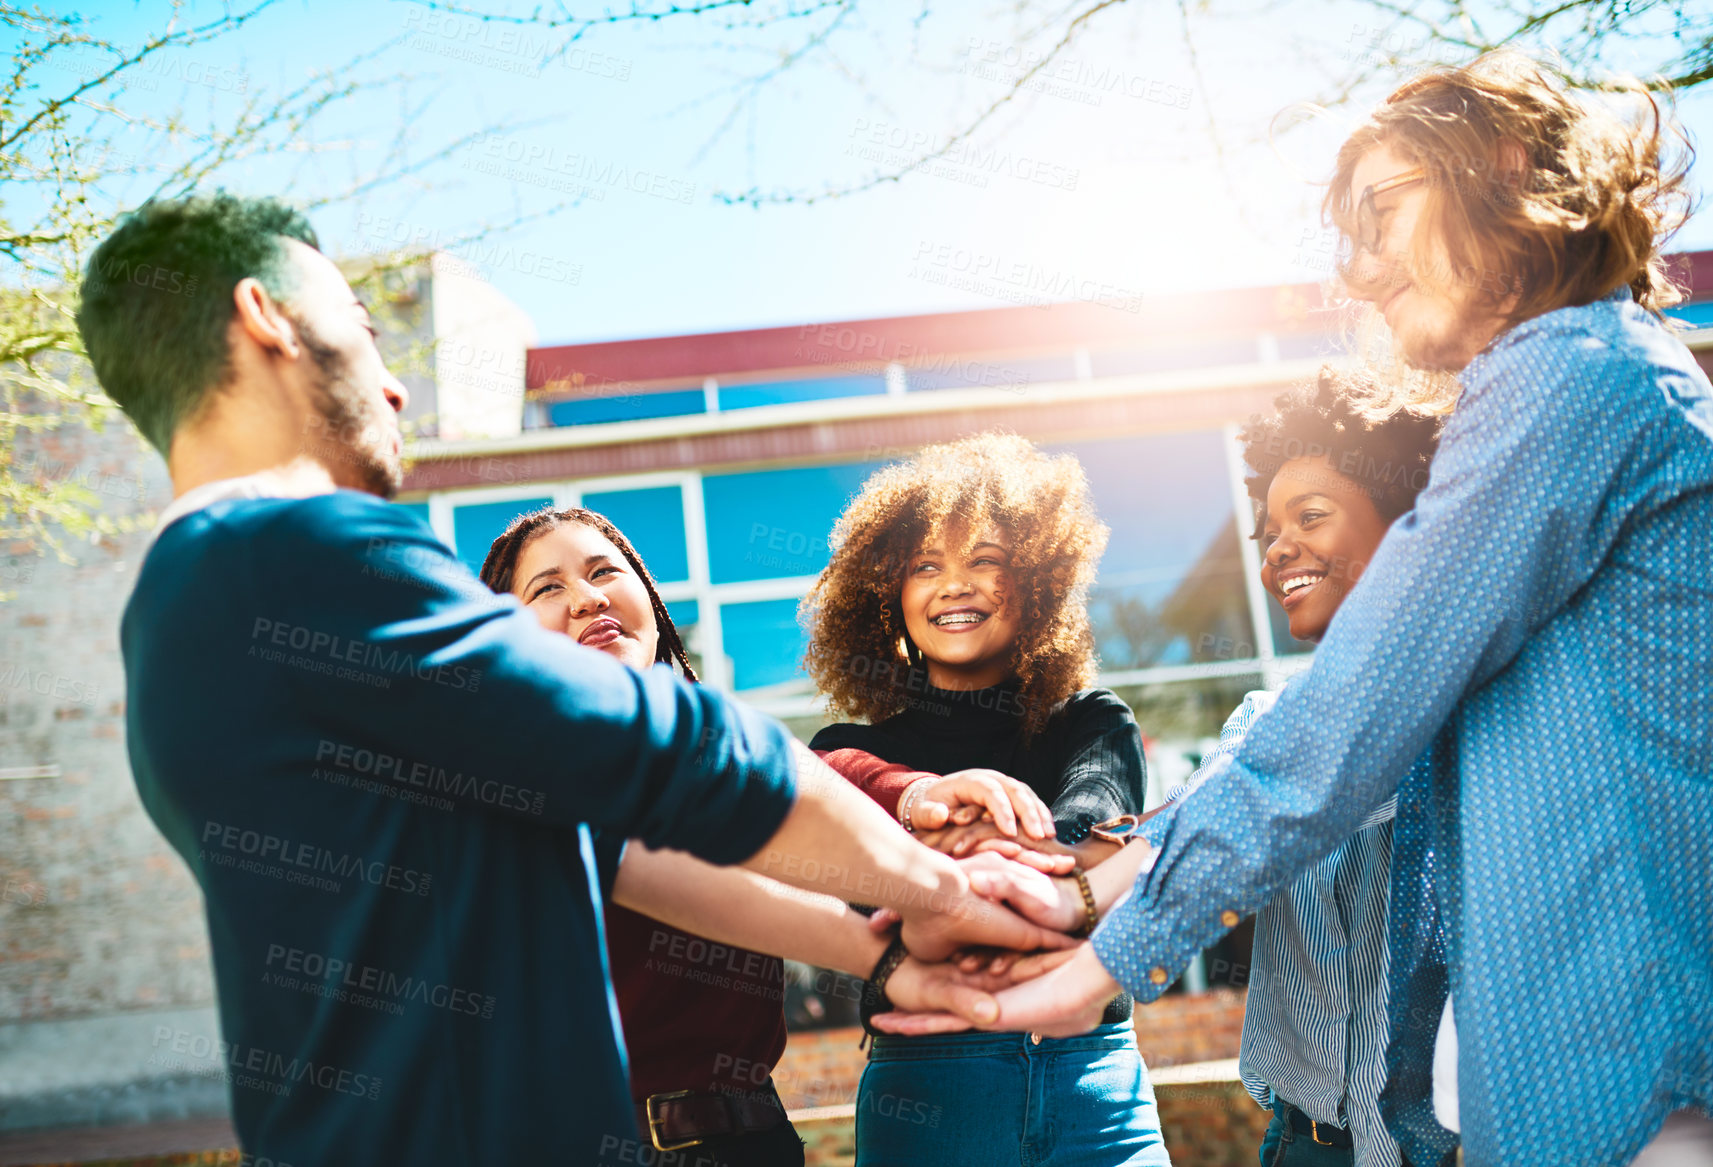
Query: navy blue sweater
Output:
[[121, 490, 798, 1165]]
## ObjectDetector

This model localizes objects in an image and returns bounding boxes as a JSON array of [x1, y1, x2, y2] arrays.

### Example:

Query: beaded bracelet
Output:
[[1070, 867, 1100, 939]]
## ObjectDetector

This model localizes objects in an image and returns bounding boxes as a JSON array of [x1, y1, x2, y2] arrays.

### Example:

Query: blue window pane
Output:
[[451, 497, 554, 576], [1090, 338, 1258, 377], [1665, 300, 1713, 329], [718, 375, 886, 411], [662, 598, 702, 677], [906, 353, 1075, 392], [582, 486, 690, 584], [547, 390, 706, 426], [1045, 433, 1253, 669], [702, 462, 882, 585], [720, 598, 807, 691]]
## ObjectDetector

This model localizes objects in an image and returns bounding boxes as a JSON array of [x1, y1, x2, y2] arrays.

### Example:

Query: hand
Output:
[[957, 851, 1082, 934], [896, 874, 1078, 963], [878, 947, 1084, 1035], [906, 769, 1053, 839], [872, 944, 1121, 1038], [914, 819, 1077, 874]]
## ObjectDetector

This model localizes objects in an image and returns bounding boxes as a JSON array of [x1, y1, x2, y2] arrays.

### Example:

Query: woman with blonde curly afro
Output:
[[802, 432, 1171, 1166]]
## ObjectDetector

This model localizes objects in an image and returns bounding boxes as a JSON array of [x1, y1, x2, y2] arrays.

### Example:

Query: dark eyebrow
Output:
[[526, 553, 614, 591], [970, 543, 1008, 555], [1285, 492, 1332, 510]]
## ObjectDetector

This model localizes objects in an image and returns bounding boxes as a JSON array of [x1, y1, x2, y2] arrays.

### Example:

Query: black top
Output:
[[812, 675, 1142, 1024]]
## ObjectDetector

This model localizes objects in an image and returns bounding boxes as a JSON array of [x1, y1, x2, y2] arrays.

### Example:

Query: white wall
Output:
[[429, 252, 537, 441]]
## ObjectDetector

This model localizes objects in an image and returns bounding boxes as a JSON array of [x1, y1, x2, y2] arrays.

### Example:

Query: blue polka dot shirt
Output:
[[1092, 288, 1713, 1166]]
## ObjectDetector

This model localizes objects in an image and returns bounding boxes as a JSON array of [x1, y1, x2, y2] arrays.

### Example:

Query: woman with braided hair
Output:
[[479, 506, 802, 1165]]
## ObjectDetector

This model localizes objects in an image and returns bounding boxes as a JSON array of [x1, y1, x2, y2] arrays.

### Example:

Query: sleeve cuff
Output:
[[1091, 897, 1187, 1003], [693, 710, 800, 867], [1089, 852, 1227, 1004]]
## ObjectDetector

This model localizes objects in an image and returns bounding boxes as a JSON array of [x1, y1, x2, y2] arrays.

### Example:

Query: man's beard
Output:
[[1398, 312, 1483, 372], [298, 321, 402, 499], [1394, 280, 1505, 374]]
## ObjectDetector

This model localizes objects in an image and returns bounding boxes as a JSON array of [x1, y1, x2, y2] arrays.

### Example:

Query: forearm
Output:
[[613, 844, 887, 976], [1084, 837, 1159, 915], [1064, 837, 1122, 870], [815, 748, 936, 818], [743, 741, 966, 913]]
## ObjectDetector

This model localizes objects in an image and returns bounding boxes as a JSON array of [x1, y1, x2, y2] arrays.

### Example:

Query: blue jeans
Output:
[[1259, 1105, 1356, 1167], [854, 1022, 1171, 1167]]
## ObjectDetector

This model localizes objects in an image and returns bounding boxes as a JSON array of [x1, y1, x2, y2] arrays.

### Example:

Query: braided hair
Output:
[[477, 506, 698, 682]]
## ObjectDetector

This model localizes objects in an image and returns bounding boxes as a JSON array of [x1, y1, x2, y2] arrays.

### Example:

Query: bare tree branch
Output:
[[717, 0, 1134, 205]]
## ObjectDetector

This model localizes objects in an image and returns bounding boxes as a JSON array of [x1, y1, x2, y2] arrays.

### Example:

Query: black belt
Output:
[[1279, 1101, 1354, 1148], [637, 1083, 788, 1152]]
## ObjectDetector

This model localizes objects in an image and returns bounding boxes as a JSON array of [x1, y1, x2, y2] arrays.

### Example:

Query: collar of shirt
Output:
[[1463, 284, 1635, 389], [150, 473, 333, 544]]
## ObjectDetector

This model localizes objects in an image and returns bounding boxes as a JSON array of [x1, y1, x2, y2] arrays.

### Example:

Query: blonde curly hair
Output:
[[800, 432, 1109, 737]]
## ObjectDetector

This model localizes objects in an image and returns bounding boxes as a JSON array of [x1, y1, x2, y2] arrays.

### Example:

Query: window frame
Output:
[[414, 432, 1310, 715]]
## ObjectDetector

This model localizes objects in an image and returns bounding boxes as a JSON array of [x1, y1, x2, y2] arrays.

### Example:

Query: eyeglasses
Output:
[[1354, 168, 1426, 256]]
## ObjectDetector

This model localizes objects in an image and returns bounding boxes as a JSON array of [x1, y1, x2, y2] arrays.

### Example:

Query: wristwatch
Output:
[[1088, 813, 1145, 846]]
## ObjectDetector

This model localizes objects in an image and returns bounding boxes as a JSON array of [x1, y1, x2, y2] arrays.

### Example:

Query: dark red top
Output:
[[608, 749, 930, 1103], [606, 902, 788, 1104], [812, 748, 934, 817]]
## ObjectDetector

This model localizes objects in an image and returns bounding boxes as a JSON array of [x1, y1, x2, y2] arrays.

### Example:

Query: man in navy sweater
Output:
[[77, 194, 1059, 1165]]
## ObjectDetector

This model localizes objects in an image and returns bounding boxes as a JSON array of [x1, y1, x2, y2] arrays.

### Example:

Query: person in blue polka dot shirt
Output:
[[873, 51, 1713, 1167]]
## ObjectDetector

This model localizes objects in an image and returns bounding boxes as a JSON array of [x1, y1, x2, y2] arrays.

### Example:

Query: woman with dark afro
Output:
[[1144, 367, 1442, 1167]]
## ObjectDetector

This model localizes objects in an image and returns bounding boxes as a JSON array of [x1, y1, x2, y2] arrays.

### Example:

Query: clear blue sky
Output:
[[35, 0, 1713, 345]]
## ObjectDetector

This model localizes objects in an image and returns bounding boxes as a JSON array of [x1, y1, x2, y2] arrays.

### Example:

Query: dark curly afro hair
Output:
[[1238, 366, 1445, 536], [800, 432, 1108, 738]]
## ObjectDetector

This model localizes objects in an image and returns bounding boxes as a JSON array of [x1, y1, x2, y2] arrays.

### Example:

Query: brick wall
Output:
[[1137, 988, 1248, 1071], [1, 415, 199, 1026]]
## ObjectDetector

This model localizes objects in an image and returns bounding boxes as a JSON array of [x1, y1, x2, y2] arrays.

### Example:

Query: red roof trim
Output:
[[402, 379, 1292, 492], [526, 283, 1333, 391], [525, 250, 1713, 393]]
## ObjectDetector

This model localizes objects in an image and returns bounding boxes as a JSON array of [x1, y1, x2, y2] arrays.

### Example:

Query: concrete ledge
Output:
[[0, 1009, 228, 1136]]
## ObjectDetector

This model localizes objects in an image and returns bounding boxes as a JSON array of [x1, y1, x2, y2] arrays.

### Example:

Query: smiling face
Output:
[[1260, 457, 1395, 642], [1341, 142, 1509, 373], [511, 522, 659, 671], [899, 521, 1024, 691]]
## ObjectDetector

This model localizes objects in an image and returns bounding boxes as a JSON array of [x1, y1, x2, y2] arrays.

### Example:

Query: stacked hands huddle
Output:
[[824, 765, 1125, 1039], [77, 46, 1713, 1167]]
